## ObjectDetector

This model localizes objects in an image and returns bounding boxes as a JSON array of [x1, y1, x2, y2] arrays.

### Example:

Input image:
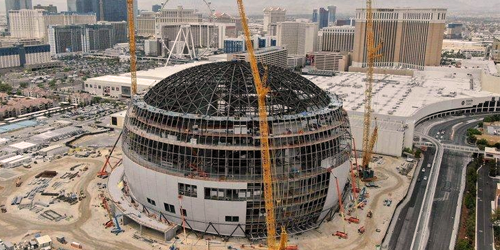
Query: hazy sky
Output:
[[0, 0, 499, 15]]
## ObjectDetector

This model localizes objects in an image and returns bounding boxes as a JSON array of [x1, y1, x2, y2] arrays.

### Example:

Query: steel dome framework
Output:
[[122, 61, 352, 239], [144, 62, 332, 117]]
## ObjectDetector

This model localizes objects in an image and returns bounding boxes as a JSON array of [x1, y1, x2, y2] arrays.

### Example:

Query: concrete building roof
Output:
[[9, 141, 37, 150], [119, 61, 213, 80], [0, 154, 28, 164], [86, 61, 214, 89], [87, 75, 158, 87], [112, 110, 127, 118], [31, 126, 82, 142], [485, 147, 500, 155], [39, 144, 63, 153], [35, 235, 52, 245], [0, 138, 9, 144], [307, 66, 494, 118]]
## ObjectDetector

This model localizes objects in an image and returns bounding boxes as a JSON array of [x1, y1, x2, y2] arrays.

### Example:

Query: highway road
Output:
[[425, 149, 469, 250], [387, 115, 486, 250], [477, 164, 496, 250], [426, 118, 479, 250]]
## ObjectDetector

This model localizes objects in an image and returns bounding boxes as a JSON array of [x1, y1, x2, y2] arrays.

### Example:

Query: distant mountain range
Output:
[[1, 0, 498, 15]]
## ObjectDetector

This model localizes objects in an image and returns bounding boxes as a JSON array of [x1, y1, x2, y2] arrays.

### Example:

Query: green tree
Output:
[[455, 239, 473, 250], [92, 96, 102, 103], [477, 139, 488, 145], [415, 148, 422, 158], [48, 80, 56, 89], [19, 82, 28, 88], [0, 83, 13, 93], [464, 193, 475, 209], [468, 135, 477, 143], [466, 215, 475, 241], [467, 128, 482, 136]]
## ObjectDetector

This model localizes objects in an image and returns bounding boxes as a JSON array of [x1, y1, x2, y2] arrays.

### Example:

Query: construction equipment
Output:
[[15, 177, 22, 187], [333, 231, 348, 239], [236, 0, 287, 249], [101, 196, 115, 228], [97, 131, 123, 178], [358, 226, 365, 234], [367, 211, 373, 218], [178, 195, 188, 241], [126, 0, 137, 96], [347, 217, 360, 224], [361, 0, 383, 179], [111, 214, 124, 235], [334, 176, 348, 237]]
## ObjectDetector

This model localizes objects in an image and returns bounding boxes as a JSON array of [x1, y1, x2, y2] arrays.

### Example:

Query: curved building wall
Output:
[[121, 93, 352, 238], [123, 154, 351, 237]]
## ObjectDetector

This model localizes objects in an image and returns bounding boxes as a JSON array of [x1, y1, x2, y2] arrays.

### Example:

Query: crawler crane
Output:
[[361, 0, 383, 180]]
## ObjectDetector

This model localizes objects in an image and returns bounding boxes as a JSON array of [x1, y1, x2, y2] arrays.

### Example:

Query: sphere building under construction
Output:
[[121, 61, 352, 239]]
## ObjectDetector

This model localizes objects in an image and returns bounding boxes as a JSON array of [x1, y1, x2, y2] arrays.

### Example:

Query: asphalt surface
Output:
[[388, 115, 484, 250], [425, 117, 478, 250], [425, 149, 468, 250], [477, 164, 496, 250], [388, 148, 435, 250]]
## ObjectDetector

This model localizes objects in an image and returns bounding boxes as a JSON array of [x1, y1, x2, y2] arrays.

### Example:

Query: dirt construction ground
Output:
[[0, 152, 411, 250], [0, 149, 161, 250]]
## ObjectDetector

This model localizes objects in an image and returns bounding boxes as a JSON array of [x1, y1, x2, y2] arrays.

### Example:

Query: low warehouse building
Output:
[[8, 141, 39, 153], [0, 155, 31, 168], [38, 144, 67, 158]]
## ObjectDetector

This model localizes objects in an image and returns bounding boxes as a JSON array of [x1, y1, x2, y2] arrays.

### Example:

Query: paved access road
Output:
[[477, 164, 496, 250], [388, 148, 435, 250]]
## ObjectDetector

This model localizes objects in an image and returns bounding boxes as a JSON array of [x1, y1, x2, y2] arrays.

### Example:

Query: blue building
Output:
[[0, 44, 51, 69], [101, 0, 127, 21], [152, 4, 161, 12], [318, 8, 329, 29], [312, 9, 318, 23], [74, 0, 128, 21], [313, 7, 333, 29], [224, 39, 245, 54], [327, 6, 336, 24]]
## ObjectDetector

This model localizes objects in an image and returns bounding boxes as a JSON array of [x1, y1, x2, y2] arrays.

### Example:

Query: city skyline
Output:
[[1, 0, 499, 15]]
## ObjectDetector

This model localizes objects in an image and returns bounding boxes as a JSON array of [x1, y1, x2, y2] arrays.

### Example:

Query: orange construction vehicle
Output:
[[358, 226, 365, 234], [347, 217, 360, 224], [334, 231, 348, 239]]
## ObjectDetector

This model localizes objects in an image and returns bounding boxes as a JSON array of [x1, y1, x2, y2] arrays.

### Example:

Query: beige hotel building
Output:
[[352, 8, 447, 70]]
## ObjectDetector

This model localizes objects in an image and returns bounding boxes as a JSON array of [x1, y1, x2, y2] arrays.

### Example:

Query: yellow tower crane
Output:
[[361, 0, 383, 175], [127, 0, 137, 96], [236, 1, 287, 249]]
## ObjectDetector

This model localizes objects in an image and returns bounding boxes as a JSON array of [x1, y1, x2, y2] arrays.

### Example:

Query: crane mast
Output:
[[236, 1, 283, 249], [127, 0, 137, 96], [361, 0, 382, 170]]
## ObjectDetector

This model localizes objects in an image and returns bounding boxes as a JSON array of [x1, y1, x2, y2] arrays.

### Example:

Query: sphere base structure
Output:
[[121, 61, 353, 239]]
